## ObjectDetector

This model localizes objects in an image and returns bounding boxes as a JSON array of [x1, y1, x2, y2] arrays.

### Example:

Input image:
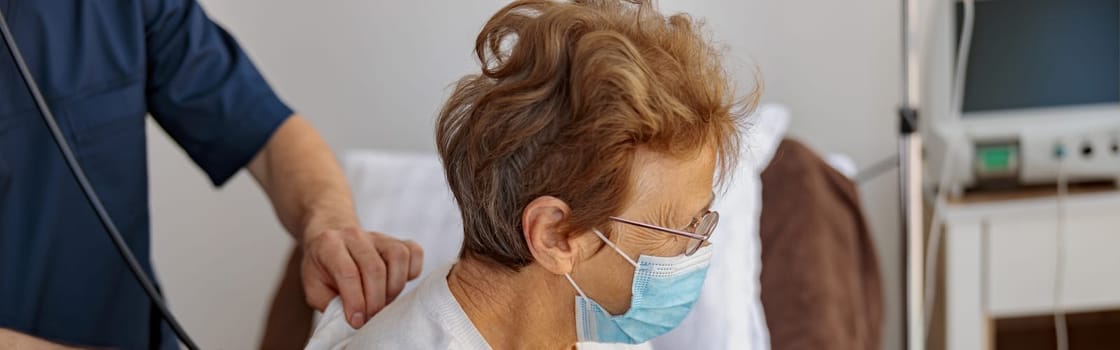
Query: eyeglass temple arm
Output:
[[608, 216, 709, 241]]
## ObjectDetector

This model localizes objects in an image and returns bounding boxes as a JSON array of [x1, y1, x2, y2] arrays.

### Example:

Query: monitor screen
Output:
[[957, 0, 1120, 113]]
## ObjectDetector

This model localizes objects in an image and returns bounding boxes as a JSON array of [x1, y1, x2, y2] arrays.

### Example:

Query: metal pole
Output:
[[899, 0, 925, 348], [899, 127, 925, 350]]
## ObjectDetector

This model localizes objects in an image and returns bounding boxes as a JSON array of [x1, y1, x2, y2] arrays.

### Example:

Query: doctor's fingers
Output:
[[371, 234, 421, 303], [311, 232, 370, 329], [344, 231, 389, 320], [300, 237, 366, 327]]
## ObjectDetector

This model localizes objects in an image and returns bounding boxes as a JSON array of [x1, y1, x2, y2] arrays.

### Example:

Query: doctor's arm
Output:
[[247, 115, 424, 328], [141, 0, 421, 330]]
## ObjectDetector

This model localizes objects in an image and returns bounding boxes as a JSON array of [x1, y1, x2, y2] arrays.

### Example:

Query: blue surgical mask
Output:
[[563, 229, 713, 344]]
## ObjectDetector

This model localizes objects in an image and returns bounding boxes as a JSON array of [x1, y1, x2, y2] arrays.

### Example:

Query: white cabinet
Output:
[[942, 190, 1120, 350]]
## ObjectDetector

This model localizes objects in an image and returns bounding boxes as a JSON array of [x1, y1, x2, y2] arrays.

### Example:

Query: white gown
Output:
[[305, 263, 651, 350]]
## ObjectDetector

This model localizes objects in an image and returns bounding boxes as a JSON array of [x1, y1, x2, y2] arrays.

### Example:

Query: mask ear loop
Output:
[[564, 274, 589, 298], [565, 228, 640, 297], [592, 228, 639, 267]]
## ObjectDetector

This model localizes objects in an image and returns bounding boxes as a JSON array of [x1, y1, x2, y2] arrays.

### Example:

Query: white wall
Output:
[[149, 1, 904, 349]]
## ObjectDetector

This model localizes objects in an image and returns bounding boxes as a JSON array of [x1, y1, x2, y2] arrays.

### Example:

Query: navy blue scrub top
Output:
[[0, 0, 292, 348]]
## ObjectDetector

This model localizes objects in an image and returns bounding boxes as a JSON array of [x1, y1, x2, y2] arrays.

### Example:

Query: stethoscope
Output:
[[0, 7, 200, 350]]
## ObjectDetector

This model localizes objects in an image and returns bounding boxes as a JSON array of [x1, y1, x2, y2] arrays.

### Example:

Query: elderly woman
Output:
[[306, 0, 751, 349]]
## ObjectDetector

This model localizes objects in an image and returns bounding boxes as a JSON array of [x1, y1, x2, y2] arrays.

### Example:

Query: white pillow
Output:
[[743, 104, 792, 174], [649, 104, 788, 350]]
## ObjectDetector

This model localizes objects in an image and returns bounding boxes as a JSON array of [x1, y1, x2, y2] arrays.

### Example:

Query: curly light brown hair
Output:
[[437, 0, 755, 269]]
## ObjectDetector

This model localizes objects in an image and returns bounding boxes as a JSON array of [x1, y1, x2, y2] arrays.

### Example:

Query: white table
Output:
[[941, 189, 1120, 350]]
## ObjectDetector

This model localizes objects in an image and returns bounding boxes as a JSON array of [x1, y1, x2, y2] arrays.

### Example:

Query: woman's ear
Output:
[[523, 196, 582, 275]]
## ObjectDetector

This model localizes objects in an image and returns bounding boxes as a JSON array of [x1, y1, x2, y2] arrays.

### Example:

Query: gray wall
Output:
[[149, 1, 903, 348]]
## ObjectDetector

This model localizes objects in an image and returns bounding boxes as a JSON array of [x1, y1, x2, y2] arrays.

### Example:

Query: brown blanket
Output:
[[759, 139, 883, 350]]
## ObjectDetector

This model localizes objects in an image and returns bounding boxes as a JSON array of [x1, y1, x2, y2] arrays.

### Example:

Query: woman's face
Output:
[[571, 146, 718, 315]]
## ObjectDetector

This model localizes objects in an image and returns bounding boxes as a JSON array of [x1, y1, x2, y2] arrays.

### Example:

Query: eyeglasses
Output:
[[608, 210, 719, 256]]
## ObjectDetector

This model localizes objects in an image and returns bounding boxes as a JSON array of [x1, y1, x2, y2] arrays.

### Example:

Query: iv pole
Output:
[[899, 0, 925, 348]]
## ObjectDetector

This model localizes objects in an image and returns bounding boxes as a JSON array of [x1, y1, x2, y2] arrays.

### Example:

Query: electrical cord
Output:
[[924, 0, 974, 341], [1054, 155, 1070, 350], [0, 7, 200, 350], [854, 153, 900, 184]]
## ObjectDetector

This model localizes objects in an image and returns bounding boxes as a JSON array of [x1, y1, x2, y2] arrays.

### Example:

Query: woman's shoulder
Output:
[[345, 284, 454, 349], [305, 264, 458, 350], [346, 263, 486, 349]]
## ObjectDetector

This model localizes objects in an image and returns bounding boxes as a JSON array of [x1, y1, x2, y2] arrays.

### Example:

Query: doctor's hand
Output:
[[247, 116, 423, 329], [300, 228, 424, 328]]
